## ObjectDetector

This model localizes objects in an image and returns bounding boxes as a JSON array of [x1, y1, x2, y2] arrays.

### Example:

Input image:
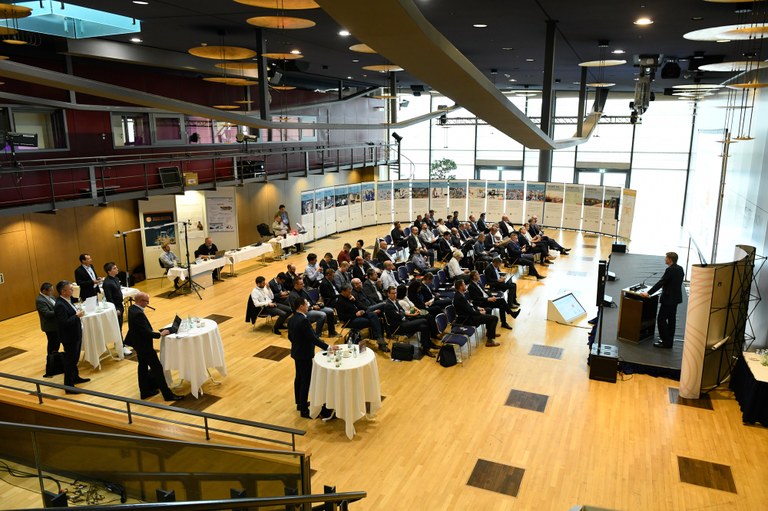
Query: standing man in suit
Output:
[[288, 296, 328, 418], [124, 292, 183, 401], [103, 262, 133, 355], [36, 282, 59, 355], [54, 280, 89, 392], [452, 279, 500, 347], [74, 253, 102, 301], [642, 252, 685, 349]]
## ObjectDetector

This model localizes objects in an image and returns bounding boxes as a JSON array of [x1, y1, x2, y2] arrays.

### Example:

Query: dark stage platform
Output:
[[599, 253, 687, 379]]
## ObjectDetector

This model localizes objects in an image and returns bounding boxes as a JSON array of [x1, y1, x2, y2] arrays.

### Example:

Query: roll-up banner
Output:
[[582, 185, 604, 233], [323, 187, 337, 236], [525, 182, 546, 223], [300, 190, 315, 242], [449, 179, 468, 221], [600, 186, 622, 235], [392, 180, 411, 222], [361, 182, 376, 226], [485, 181, 505, 219], [411, 180, 430, 221], [505, 181, 525, 224], [467, 180, 487, 219], [334, 185, 350, 233], [314, 187, 327, 239], [618, 188, 637, 239], [376, 181, 393, 225], [562, 184, 584, 230], [429, 180, 449, 218], [542, 182, 564, 228], [348, 183, 362, 229]]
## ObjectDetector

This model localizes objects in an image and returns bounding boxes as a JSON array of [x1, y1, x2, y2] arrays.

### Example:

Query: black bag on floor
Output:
[[436, 345, 458, 367], [44, 351, 65, 377], [391, 342, 414, 361]]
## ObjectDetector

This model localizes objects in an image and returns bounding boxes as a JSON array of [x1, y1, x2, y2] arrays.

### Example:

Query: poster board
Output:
[[429, 180, 449, 218], [324, 187, 337, 235], [176, 192, 206, 240], [505, 181, 525, 224], [467, 180, 487, 219], [376, 181, 393, 225], [582, 185, 604, 233], [142, 211, 176, 248], [348, 183, 362, 230], [562, 184, 584, 230], [392, 181, 411, 222], [314, 187, 327, 239], [525, 182, 546, 222], [334, 185, 350, 233], [448, 179, 468, 221], [300, 190, 315, 242], [542, 182, 564, 228], [205, 196, 234, 233], [600, 186, 622, 236], [411, 180, 430, 220], [361, 182, 376, 226], [485, 181, 505, 219], [618, 188, 637, 240]]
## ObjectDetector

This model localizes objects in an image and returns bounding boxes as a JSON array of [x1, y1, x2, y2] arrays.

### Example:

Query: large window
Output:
[[112, 113, 151, 147], [1, 107, 68, 150]]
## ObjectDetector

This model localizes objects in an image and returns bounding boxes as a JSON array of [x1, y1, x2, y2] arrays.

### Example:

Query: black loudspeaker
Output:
[[596, 260, 608, 307], [612, 243, 626, 253], [589, 344, 618, 383], [155, 489, 176, 502], [43, 491, 68, 508], [614, 197, 620, 220], [661, 62, 681, 79]]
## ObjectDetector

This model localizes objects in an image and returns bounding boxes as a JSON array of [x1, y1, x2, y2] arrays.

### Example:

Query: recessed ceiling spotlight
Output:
[[338, 29, 351, 36], [130, 37, 142, 43], [352, 58, 359, 62], [634, 17, 654, 26], [525, 58, 535, 62], [132, 1, 149, 4], [611, 49, 626, 54], [502, 47, 514, 51], [473, 24, 488, 28], [509, 78, 516, 82], [347, 76, 352, 79], [717, 39, 731, 43], [691, 16, 703, 21], [290, 49, 302, 54]]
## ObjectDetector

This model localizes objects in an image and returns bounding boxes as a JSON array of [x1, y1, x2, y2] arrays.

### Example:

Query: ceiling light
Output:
[[508, 78, 516, 82], [346, 76, 352, 79], [132, 1, 149, 4], [338, 29, 350, 36], [290, 49, 302, 54], [611, 49, 625, 54], [473, 24, 487, 28], [525, 58, 535, 62], [130, 37, 142, 43], [717, 39, 731, 43], [502, 47, 514, 51], [691, 16, 703, 21], [634, 17, 654, 26], [352, 58, 359, 62]]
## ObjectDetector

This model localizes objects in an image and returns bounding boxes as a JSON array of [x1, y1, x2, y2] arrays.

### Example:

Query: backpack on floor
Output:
[[44, 351, 65, 377], [436, 344, 458, 367]]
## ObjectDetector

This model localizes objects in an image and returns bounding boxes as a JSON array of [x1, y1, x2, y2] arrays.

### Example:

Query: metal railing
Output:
[[0, 372, 304, 451]]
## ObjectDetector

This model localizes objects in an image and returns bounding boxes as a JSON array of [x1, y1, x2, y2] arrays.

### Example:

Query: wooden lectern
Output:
[[617, 286, 658, 343]]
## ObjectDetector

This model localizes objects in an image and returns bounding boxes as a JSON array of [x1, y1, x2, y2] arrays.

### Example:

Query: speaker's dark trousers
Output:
[[657, 303, 677, 347]]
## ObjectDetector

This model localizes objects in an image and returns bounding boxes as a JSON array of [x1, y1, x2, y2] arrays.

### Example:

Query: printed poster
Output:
[[601, 186, 622, 236], [448, 179, 467, 221], [542, 182, 564, 228], [300, 190, 315, 242], [205, 196, 235, 233], [562, 184, 584, 230], [467, 180, 486, 219], [361, 181, 376, 226], [314, 187, 327, 239], [429, 180, 449, 218], [348, 183, 362, 229], [142, 211, 176, 248], [334, 185, 349, 232], [376, 181, 393, 225], [485, 181, 505, 219], [618, 188, 637, 240], [324, 187, 337, 235], [393, 181, 411, 222], [505, 181, 525, 224], [525, 182, 546, 222], [411, 180, 430, 220], [582, 185, 604, 233]]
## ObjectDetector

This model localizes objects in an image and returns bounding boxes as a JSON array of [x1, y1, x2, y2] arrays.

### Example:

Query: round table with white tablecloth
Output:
[[159, 319, 227, 398], [308, 347, 382, 439], [80, 302, 124, 369]]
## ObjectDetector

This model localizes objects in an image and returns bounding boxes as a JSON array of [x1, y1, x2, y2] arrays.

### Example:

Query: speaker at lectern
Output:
[[617, 285, 658, 343], [547, 293, 587, 324]]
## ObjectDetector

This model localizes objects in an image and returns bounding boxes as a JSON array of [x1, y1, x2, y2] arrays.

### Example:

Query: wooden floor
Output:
[[2, 226, 767, 511]]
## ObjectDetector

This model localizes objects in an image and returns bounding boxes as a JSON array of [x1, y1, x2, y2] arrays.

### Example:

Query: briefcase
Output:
[[44, 352, 65, 378], [391, 342, 414, 361]]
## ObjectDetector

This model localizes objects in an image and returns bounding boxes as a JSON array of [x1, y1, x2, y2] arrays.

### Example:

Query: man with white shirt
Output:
[[251, 276, 292, 335], [381, 261, 400, 290], [159, 243, 182, 289], [436, 218, 450, 234], [499, 216, 516, 239], [54, 280, 89, 392], [304, 253, 324, 287], [74, 253, 102, 301]]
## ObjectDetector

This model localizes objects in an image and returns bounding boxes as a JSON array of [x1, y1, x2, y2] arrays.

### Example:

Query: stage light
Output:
[[391, 132, 402, 143]]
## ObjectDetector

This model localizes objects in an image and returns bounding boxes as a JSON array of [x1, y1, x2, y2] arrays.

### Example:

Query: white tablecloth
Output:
[[121, 287, 140, 299], [226, 244, 272, 265], [80, 302, 124, 369], [160, 319, 227, 398], [309, 348, 382, 439], [744, 353, 768, 383], [167, 258, 227, 282], [269, 233, 309, 249]]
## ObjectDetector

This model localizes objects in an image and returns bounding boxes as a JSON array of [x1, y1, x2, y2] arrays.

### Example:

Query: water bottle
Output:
[[347, 335, 353, 352]]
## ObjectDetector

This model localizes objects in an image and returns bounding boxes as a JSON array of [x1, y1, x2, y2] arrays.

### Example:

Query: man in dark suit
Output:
[[506, 234, 545, 280], [349, 239, 369, 260], [36, 282, 59, 355], [391, 221, 407, 247], [269, 273, 291, 305], [283, 264, 300, 291], [381, 286, 435, 357], [468, 271, 517, 329], [452, 279, 499, 347], [477, 213, 488, 233], [351, 278, 387, 313], [407, 226, 428, 260], [336, 285, 384, 343], [319, 252, 339, 273], [484, 257, 520, 306], [53, 280, 89, 392], [319, 268, 340, 308], [103, 262, 133, 356], [288, 296, 329, 418], [376, 240, 396, 265], [437, 232, 454, 262], [351, 256, 368, 281], [498, 216, 516, 239], [124, 292, 183, 401], [196, 237, 221, 280], [424, 211, 436, 229], [363, 269, 386, 301], [289, 278, 337, 337], [74, 253, 101, 301], [642, 251, 685, 349]]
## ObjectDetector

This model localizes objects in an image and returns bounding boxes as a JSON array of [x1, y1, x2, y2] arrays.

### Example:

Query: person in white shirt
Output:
[[304, 253, 323, 286], [446, 249, 470, 282], [251, 276, 292, 335], [380, 261, 400, 290], [436, 218, 450, 234], [272, 214, 288, 237], [160, 243, 182, 289]]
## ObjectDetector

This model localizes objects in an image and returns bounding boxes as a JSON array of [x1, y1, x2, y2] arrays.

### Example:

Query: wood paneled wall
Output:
[[236, 167, 375, 246], [0, 200, 142, 321]]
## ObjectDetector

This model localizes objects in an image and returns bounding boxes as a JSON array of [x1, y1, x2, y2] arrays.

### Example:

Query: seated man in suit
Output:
[[467, 215, 480, 237], [380, 261, 401, 290], [196, 237, 221, 280], [333, 261, 352, 290], [349, 239, 369, 260], [419, 272, 454, 304], [484, 257, 520, 306], [37, 282, 59, 356], [320, 252, 339, 273], [319, 268, 340, 308], [363, 269, 387, 302], [518, 226, 553, 264], [505, 233, 545, 280], [351, 278, 387, 314], [474, 233, 493, 262], [54, 280, 88, 392], [452, 279, 500, 347], [269, 273, 292, 305], [381, 285, 436, 357], [391, 221, 408, 248], [407, 225, 429, 261], [437, 231, 454, 262], [252, 276, 292, 335], [477, 213, 488, 233], [528, 216, 569, 255], [351, 256, 368, 281], [419, 222, 439, 250], [283, 264, 300, 290], [498, 215, 516, 239], [74, 253, 102, 301], [412, 251, 438, 275], [287, 296, 329, 418], [467, 270, 518, 329], [376, 240, 396, 265], [304, 253, 324, 287], [125, 292, 183, 401], [290, 277, 337, 338], [159, 243, 182, 289], [424, 211, 436, 229], [336, 285, 384, 345]]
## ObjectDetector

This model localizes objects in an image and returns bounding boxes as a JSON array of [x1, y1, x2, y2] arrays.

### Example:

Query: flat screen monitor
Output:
[[551, 293, 587, 323], [159, 166, 182, 188]]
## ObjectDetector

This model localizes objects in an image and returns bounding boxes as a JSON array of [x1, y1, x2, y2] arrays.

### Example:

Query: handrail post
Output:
[[204, 417, 210, 440], [126, 402, 133, 424], [36, 383, 42, 404]]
